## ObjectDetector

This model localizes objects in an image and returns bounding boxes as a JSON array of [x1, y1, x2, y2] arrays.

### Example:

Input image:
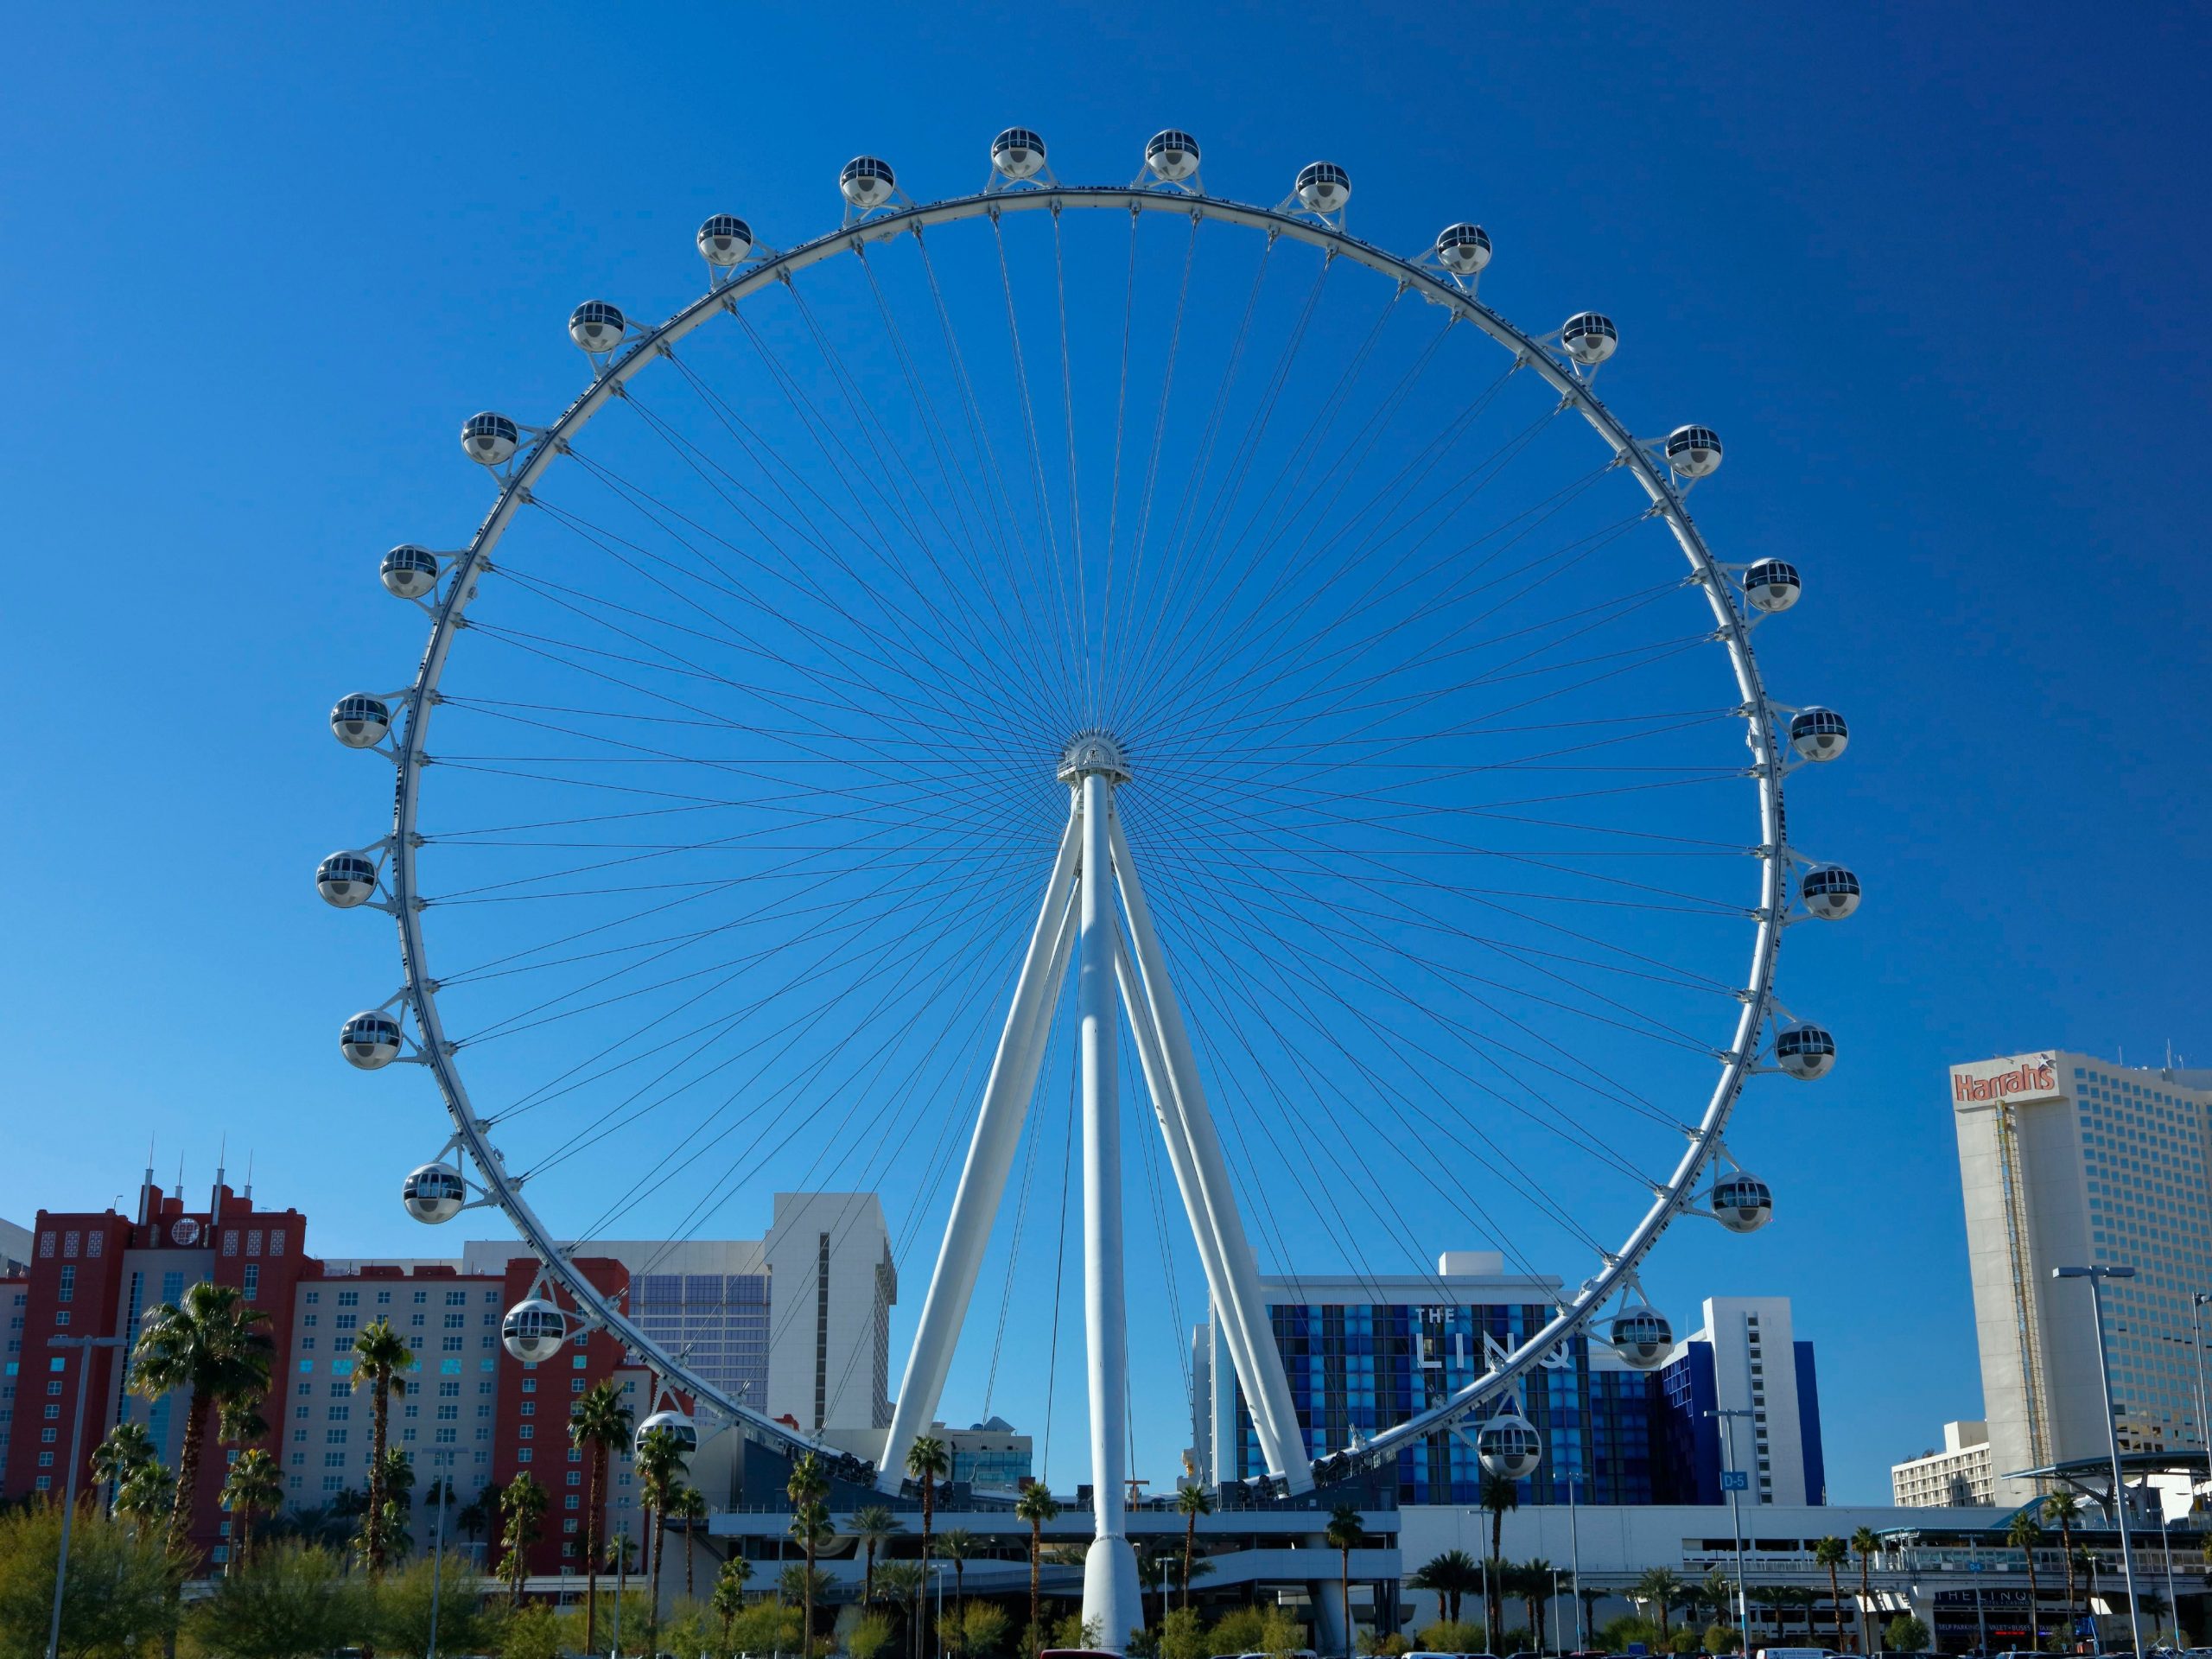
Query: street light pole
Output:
[[45, 1334, 128, 1659], [427, 1456, 451, 1659], [1708, 1408, 1754, 1642], [2191, 1296, 2212, 1508], [2054, 1265, 2144, 1658], [1568, 1470, 1586, 1650]]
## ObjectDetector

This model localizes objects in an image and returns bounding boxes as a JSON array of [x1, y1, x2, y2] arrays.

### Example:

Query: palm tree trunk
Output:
[[1185, 1514, 1198, 1613], [1340, 1551, 1351, 1658], [367, 1383, 390, 1575], [687, 1529, 696, 1599], [170, 1397, 210, 1558], [1828, 1562, 1844, 1648], [1859, 1559, 1872, 1655], [1029, 1525, 1042, 1659], [806, 1536, 820, 1659], [587, 1452, 603, 1653], [920, 1484, 935, 1659], [868, 1540, 878, 1613], [2024, 1553, 2040, 1649], [649, 1503, 666, 1654]]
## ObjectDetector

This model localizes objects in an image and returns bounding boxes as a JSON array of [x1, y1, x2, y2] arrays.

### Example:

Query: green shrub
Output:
[[1417, 1618, 1487, 1653], [0, 1501, 179, 1659], [370, 1551, 501, 1658], [1885, 1612, 1930, 1651], [1704, 1623, 1744, 1653], [849, 1611, 899, 1659], [187, 1544, 368, 1659], [499, 1604, 563, 1659]]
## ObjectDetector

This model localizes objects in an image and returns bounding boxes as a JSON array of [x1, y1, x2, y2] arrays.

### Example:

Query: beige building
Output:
[[1891, 1419, 1995, 1507], [1952, 1050, 2212, 1506]]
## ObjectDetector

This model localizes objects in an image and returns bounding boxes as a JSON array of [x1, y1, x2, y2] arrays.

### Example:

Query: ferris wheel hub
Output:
[[1057, 728, 1132, 785]]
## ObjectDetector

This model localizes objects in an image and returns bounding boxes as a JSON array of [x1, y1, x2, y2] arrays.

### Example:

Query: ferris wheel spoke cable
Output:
[[1046, 211, 1096, 728], [1092, 207, 1141, 730]]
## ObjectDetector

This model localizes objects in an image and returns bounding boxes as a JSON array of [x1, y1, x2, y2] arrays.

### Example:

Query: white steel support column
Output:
[[1077, 769, 1142, 1649], [1109, 812, 1314, 1495], [1110, 931, 1298, 1487], [879, 803, 1082, 1492]]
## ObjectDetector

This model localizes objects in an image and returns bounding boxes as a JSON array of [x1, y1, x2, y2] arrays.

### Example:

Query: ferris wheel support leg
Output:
[[1110, 930, 1296, 1488], [1109, 813, 1315, 1497], [1079, 776, 1143, 1650], [877, 802, 1082, 1495]]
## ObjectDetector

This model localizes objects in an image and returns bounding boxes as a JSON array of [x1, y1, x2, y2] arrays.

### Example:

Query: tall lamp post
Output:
[[426, 1453, 453, 1659], [2053, 1264, 2144, 1658], [2191, 1295, 2212, 1505], [45, 1333, 129, 1659], [1707, 1408, 1754, 1643]]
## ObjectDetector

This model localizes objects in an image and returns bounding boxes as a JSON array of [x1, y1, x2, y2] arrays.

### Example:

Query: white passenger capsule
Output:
[[1294, 161, 1351, 214], [1435, 223, 1491, 275], [340, 1010, 403, 1071], [1475, 1412, 1542, 1480], [330, 695, 391, 749], [1561, 312, 1618, 366], [636, 1409, 700, 1456], [1609, 1306, 1674, 1370], [696, 214, 753, 267], [1710, 1172, 1775, 1234], [1739, 559, 1802, 613], [461, 412, 519, 467], [1145, 130, 1201, 182], [1800, 866, 1861, 920], [316, 852, 379, 908], [380, 545, 440, 600], [501, 1299, 568, 1363], [569, 301, 626, 353], [839, 156, 896, 211], [991, 127, 1046, 181], [1789, 707, 1850, 762], [402, 1162, 467, 1224], [1664, 425, 1723, 479], [1776, 1021, 1837, 1080]]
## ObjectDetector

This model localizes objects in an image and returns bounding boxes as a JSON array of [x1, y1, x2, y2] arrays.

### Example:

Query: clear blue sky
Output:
[[4, 4, 2208, 1504]]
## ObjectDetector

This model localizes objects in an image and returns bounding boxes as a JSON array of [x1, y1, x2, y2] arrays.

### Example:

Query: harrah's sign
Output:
[[1952, 1052, 2061, 1106]]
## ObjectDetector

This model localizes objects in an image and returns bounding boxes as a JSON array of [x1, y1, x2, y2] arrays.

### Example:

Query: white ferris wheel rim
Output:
[[372, 179, 1792, 1483]]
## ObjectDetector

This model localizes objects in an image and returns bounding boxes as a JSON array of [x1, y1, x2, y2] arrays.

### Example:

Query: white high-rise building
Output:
[[1890, 1420, 1995, 1508], [1951, 1049, 2212, 1506]]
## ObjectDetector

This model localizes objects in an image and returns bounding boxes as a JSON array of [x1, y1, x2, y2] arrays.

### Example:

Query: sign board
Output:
[[1949, 1051, 2063, 1109], [1719, 1470, 1749, 1491]]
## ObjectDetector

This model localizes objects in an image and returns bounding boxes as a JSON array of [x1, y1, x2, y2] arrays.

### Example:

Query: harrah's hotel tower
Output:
[[1951, 1047, 2212, 1508]]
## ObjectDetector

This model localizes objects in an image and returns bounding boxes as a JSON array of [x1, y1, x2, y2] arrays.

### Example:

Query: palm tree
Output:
[[1812, 1537, 1850, 1649], [635, 1424, 691, 1654], [791, 1499, 835, 1656], [219, 1448, 283, 1570], [347, 1316, 413, 1575], [1634, 1567, 1687, 1644], [1174, 1484, 1213, 1612], [1480, 1473, 1518, 1639], [500, 1472, 549, 1606], [713, 1555, 753, 1652], [2007, 1511, 2045, 1649], [672, 1484, 709, 1596], [906, 1436, 952, 1659], [570, 1379, 633, 1654], [1521, 1557, 1555, 1651], [458, 1479, 499, 1546], [1410, 1548, 1480, 1625], [2044, 1491, 2083, 1637], [937, 1528, 978, 1613], [855, 1503, 907, 1611], [1851, 1528, 1880, 1654], [126, 1279, 275, 1558], [877, 1561, 926, 1659], [217, 1395, 269, 1447], [1325, 1505, 1363, 1657], [1014, 1484, 1061, 1653], [91, 1422, 157, 1511]]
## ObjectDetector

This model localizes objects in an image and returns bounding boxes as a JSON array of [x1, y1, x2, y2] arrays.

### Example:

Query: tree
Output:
[[0, 1497, 180, 1659], [91, 1422, 157, 1514], [937, 1529, 978, 1613], [458, 1481, 499, 1546], [855, 1503, 907, 1611], [347, 1317, 414, 1577], [634, 1423, 691, 1654], [220, 1449, 284, 1570], [1325, 1506, 1364, 1657], [113, 1461, 175, 1539], [1014, 1484, 1061, 1653], [1172, 1484, 1212, 1614], [218, 1395, 270, 1450], [851, 1612, 899, 1659], [375, 1548, 505, 1659], [1633, 1568, 1688, 1645], [2044, 1491, 2083, 1638], [1814, 1537, 1850, 1649], [670, 1484, 708, 1596], [1478, 1473, 1517, 1639], [906, 1436, 952, 1659], [877, 1561, 926, 1659], [1850, 1528, 1880, 1655], [1883, 1613, 1929, 1652], [187, 1541, 371, 1659], [569, 1380, 631, 1653], [2005, 1510, 2045, 1649], [127, 1279, 275, 1559], [785, 1450, 834, 1657], [499, 1473, 548, 1607], [713, 1554, 754, 1653], [1520, 1557, 1555, 1652], [1409, 1550, 1480, 1625], [939, 1601, 1010, 1659]]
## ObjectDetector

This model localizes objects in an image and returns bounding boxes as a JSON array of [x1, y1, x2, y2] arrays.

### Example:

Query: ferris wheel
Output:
[[321, 127, 1855, 1640]]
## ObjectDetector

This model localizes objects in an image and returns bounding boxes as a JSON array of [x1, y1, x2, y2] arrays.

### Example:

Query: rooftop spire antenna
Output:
[[142, 1135, 156, 1226], [244, 1150, 255, 1203]]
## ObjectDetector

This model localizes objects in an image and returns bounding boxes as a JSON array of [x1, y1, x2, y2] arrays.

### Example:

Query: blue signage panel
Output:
[[1719, 1470, 1750, 1491]]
